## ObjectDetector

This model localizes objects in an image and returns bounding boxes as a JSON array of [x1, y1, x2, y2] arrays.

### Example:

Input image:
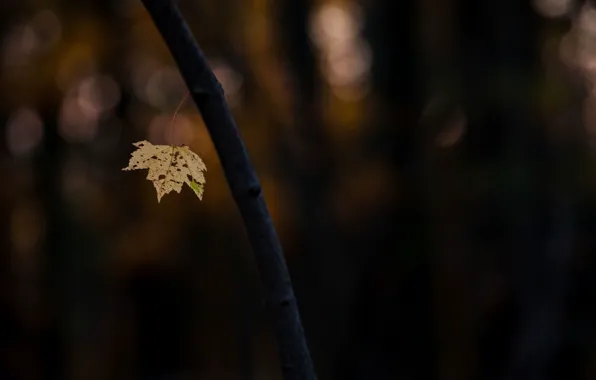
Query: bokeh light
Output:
[[78, 74, 121, 115], [59, 73, 121, 143], [29, 10, 62, 53], [533, 0, 573, 18], [309, 2, 363, 48], [2, 9, 61, 67], [143, 65, 186, 109], [211, 58, 244, 107], [309, 2, 371, 101], [558, 4, 596, 142], [6, 107, 44, 157]]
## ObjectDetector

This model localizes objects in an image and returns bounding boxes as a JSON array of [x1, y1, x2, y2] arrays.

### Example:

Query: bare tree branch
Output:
[[138, 1, 317, 379]]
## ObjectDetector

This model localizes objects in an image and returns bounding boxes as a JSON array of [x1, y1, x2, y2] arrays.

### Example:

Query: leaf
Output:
[[188, 179, 204, 199], [123, 140, 207, 202]]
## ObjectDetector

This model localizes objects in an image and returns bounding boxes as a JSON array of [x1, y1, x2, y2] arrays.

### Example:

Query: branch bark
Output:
[[139, 1, 317, 379]]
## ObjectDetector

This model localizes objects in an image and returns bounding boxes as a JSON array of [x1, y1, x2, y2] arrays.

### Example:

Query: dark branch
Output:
[[139, 1, 317, 379]]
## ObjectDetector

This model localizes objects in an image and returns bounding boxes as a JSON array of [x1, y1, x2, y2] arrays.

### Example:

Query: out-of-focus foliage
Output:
[[2, 0, 596, 379]]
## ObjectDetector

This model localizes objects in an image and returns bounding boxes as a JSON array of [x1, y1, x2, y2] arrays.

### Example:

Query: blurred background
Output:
[[2, 0, 596, 379]]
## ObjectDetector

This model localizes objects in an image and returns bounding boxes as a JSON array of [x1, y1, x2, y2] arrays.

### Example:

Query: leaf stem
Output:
[[170, 91, 189, 135]]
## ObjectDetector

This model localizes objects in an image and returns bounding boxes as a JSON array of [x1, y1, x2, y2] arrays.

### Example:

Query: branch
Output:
[[138, 1, 317, 379]]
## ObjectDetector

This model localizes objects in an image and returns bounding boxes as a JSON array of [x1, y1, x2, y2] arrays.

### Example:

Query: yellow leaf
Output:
[[123, 140, 207, 202]]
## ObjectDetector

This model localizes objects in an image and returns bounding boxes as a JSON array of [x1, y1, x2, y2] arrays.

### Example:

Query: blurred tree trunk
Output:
[[332, 0, 438, 379], [38, 3, 123, 379], [37, 85, 68, 380], [275, 0, 337, 376], [456, 1, 574, 379], [37, 72, 107, 380], [417, 0, 482, 379], [423, 125, 479, 380]]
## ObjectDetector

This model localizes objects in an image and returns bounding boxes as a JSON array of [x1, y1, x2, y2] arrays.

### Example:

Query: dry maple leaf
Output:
[[123, 140, 207, 202]]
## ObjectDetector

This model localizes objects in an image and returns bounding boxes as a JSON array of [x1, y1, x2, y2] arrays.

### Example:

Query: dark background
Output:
[[1, 0, 596, 379]]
